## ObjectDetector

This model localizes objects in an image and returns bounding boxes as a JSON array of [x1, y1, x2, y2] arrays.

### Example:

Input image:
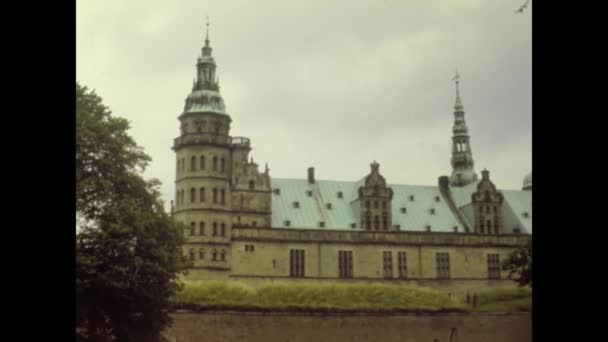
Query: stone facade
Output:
[[172, 32, 532, 292]]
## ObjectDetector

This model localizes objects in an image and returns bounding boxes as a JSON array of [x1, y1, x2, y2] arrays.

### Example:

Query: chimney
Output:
[[308, 167, 315, 184]]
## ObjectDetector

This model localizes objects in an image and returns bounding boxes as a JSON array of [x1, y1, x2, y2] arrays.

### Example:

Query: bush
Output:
[[474, 287, 532, 312]]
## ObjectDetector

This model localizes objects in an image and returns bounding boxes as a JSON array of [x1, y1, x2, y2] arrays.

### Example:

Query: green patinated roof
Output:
[[270, 178, 463, 233], [270, 178, 532, 234]]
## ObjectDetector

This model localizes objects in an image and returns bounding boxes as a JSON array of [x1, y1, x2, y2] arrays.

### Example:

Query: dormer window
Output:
[[522, 212, 530, 218], [429, 208, 436, 215], [394, 225, 401, 230], [326, 203, 332, 210], [409, 195, 415, 201], [513, 227, 521, 234], [306, 190, 313, 197], [425, 225, 431, 232], [350, 223, 356, 228], [435, 196, 440, 202], [401, 207, 407, 214], [453, 226, 459, 233], [293, 201, 300, 208], [337, 191, 343, 199], [273, 188, 281, 195], [284, 220, 291, 227], [319, 221, 325, 228]]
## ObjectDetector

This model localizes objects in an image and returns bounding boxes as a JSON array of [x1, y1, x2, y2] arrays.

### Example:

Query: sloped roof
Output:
[[270, 178, 463, 233]]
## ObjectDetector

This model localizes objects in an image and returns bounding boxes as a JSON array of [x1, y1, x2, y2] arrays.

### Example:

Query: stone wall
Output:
[[164, 310, 532, 342]]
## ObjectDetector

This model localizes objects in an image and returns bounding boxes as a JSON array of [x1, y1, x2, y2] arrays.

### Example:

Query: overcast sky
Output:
[[77, 0, 531, 210]]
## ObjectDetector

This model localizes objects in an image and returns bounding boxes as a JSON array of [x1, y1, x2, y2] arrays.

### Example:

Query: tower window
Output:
[[365, 200, 370, 209], [212, 188, 218, 203], [220, 158, 225, 173], [252, 221, 257, 227], [249, 180, 255, 190], [212, 222, 217, 236], [200, 155, 205, 170], [181, 158, 185, 173], [374, 201, 379, 209], [189, 249, 195, 261], [212, 156, 218, 171], [337, 191, 343, 199], [374, 215, 380, 230], [191, 156, 196, 171], [382, 213, 388, 230], [199, 222, 205, 235], [199, 249, 205, 260], [200, 187, 205, 202], [221, 189, 225, 205], [220, 223, 225, 236], [293, 201, 300, 208], [190, 188, 196, 202], [212, 249, 217, 261], [190, 222, 196, 236]]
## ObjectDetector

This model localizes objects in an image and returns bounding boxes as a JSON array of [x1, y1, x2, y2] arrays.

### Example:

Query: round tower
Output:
[[173, 21, 232, 276]]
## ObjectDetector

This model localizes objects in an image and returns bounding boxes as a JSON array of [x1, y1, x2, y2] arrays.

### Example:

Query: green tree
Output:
[[76, 83, 188, 342], [502, 240, 532, 287]]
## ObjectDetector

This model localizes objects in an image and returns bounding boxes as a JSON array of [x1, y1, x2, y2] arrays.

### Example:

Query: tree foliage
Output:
[[502, 240, 532, 287], [76, 83, 188, 342]]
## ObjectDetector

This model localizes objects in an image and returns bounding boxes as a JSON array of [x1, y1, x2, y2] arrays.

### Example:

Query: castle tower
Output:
[[358, 161, 394, 231], [471, 169, 504, 234], [173, 20, 233, 273], [449, 72, 478, 187]]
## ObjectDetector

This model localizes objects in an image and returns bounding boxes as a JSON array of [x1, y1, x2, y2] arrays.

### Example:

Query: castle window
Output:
[[306, 190, 313, 197], [435, 196, 440, 202], [382, 251, 393, 279], [180, 189, 184, 204], [252, 221, 257, 227], [191, 156, 196, 171], [337, 191, 343, 198], [176, 160, 180, 175], [212, 249, 217, 261], [221, 189, 225, 205], [293, 201, 300, 208], [394, 225, 401, 230], [398, 252, 407, 279], [190, 222, 196, 236], [212, 156, 218, 171], [487, 254, 501, 279], [249, 180, 255, 190], [212, 222, 217, 236], [190, 188, 196, 203], [487, 220, 492, 232], [199, 249, 205, 260], [479, 223, 485, 234], [338, 250, 353, 278], [401, 207, 407, 214], [374, 216, 380, 230], [522, 212, 530, 218], [220, 158, 225, 173], [326, 203, 332, 210], [200, 155, 205, 170], [409, 195, 415, 201], [199, 222, 205, 235], [319, 221, 325, 228], [176, 191, 180, 205], [494, 206, 498, 213], [366, 212, 371, 230], [374, 201, 379, 209], [181, 158, 185, 173], [453, 226, 459, 233], [289, 249, 305, 278], [273, 188, 281, 195], [430, 208, 435, 215], [200, 187, 205, 202], [382, 201, 387, 209], [513, 227, 521, 234], [382, 213, 388, 230], [436, 252, 450, 279], [212, 188, 217, 203], [220, 250, 226, 262], [486, 206, 490, 213], [220, 223, 225, 236], [284, 220, 291, 227], [351, 223, 357, 229], [189, 249, 195, 261], [425, 225, 431, 232], [365, 201, 370, 209]]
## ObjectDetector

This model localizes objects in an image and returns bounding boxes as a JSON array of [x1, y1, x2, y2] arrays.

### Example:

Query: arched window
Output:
[[382, 213, 388, 230], [213, 222, 217, 236], [190, 156, 196, 171], [479, 221, 485, 233], [487, 220, 492, 232], [200, 155, 205, 170], [365, 201, 370, 209], [176, 191, 180, 205], [374, 215, 380, 230], [220, 249, 226, 261], [180, 190, 184, 204], [374, 201, 379, 209], [200, 187, 205, 202], [199, 222, 205, 235], [176, 160, 180, 175], [249, 180, 255, 190], [213, 188, 217, 203], [382, 201, 387, 209], [212, 249, 217, 261], [212, 156, 218, 171], [190, 188, 196, 203], [181, 158, 185, 173], [366, 211, 371, 230], [220, 158, 225, 173], [199, 249, 205, 260], [189, 249, 195, 261], [221, 189, 225, 205], [220, 223, 225, 236], [190, 222, 196, 235]]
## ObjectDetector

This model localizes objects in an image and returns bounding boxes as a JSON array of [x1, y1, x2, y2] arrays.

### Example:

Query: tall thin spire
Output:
[[204, 16, 210, 47], [449, 70, 477, 187]]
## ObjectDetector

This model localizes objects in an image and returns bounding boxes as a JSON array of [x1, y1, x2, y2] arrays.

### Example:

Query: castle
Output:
[[171, 26, 532, 293]]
